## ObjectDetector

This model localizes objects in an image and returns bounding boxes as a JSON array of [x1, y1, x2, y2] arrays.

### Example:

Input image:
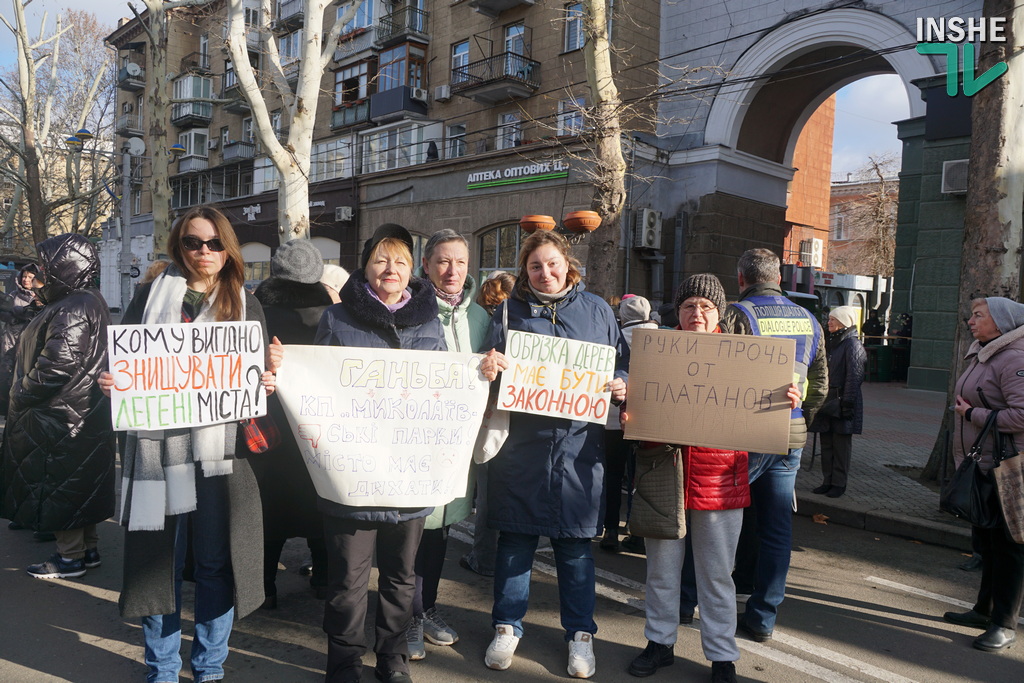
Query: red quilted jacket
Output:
[[681, 445, 750, 511]]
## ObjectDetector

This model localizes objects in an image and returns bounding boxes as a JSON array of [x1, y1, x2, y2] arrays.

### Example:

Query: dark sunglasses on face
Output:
[[181, 235, 226, 252]]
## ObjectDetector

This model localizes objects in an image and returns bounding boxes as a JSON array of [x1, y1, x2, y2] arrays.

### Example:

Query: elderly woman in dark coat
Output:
[[809, 305, 866, 499], [0, 263, 43, 415], [481, 230, 628, 679], [252, 239, 333, 607], [0, 234, 115, 577]]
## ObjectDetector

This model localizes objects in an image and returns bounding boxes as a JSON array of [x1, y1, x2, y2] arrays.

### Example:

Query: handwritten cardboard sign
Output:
[[623, 329, 795, 454], [275, 345, 489, 508], [107, 321, 267, 431], [498, 329, 616, 425]]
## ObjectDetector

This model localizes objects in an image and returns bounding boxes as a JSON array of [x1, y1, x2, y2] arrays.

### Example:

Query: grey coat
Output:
[[118, 281, 266, 620]]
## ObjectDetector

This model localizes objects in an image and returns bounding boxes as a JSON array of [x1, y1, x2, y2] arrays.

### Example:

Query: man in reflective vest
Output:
[[719, 248, 827, 642]]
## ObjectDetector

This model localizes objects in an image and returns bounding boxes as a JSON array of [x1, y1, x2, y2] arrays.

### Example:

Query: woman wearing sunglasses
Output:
[[100, 205, 278, 683]]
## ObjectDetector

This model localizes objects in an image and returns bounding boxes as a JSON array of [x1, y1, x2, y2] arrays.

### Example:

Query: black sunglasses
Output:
[[181, 235, 226, 252]]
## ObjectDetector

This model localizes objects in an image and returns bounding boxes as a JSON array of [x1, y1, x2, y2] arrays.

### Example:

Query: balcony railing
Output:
[[276, 0, 303, 27], [451, 52, 541, 103], [115, 113, 144, 136], [170, 101, 214, 127], [117, 62, 146, 90], [468, 0, 535, 19], [376, 7, 429, 46], [181, 51, 211, 73], [177, 154, 209, 173], [222, 140, 256, 162], [331, 101, 371, 129]]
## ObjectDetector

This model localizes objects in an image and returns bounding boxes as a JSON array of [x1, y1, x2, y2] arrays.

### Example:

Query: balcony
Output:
[[331, 100, 372, 129], [451, 52, 540, 104], [369, 86, 428, 124], [221, 72, 252, 113], [180, 51, 212, 74], [221, 25, 260, 49], [282, 58, 300, 83], [117, 61, 146, 91], [275, 0, 303, 29], [468, 0, 535, 19], [376, 7, 429, 47], [115, 113, 144, 137], [334, 26, 377, 62], [222, 140, 256, 162], [170, 101, 213, 127], [177, 154, 209, 173]]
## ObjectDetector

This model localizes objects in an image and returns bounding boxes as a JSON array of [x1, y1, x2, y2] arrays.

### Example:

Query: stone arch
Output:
[[705, 8, 935, 166]]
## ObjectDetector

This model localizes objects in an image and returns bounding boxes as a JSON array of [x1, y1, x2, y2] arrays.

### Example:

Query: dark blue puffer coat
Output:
[[485, 283, 628, 538], [313, 270, 446, 523]]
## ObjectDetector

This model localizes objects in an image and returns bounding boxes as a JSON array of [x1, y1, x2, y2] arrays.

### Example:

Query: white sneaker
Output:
[[485, 624, 520, 671], [568, 632, 596, 678]]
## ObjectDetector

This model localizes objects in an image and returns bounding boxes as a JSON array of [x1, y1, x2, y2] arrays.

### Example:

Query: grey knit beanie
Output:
[[986, 297, 1024, 334], [619, 295, 652, 324], [271, 239, 324, 284], [675, 273, 726, 312]]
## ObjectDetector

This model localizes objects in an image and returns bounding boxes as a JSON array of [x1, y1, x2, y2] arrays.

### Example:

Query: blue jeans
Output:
[[492, 532, 597, 640], [742, 448, 801, 634], [142, 470, 235, 683]]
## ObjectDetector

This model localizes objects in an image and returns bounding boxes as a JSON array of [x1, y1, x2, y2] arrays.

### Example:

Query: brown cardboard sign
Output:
[[623, 329, 795, 454]]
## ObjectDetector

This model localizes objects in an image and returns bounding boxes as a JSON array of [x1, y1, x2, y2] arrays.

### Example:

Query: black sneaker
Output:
[[27, 553, 86, 579], [621, 535, 646, 555], [711, 661, 737, 683], [32, 531, 56, 542], [811, 483, 831, 494], [84, 548, 101, 568], [628, 640, 673, 677], [737, 618, 772, 642]]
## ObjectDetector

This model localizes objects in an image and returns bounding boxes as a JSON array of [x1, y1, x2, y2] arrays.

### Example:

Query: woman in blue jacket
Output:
[[481, 230, 628, 679]]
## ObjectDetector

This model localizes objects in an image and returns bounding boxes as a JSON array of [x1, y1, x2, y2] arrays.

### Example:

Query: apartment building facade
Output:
[[104, 0, 660, 296]]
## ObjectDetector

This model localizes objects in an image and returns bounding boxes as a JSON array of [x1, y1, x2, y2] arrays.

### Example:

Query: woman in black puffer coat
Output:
[[252, 239, 333, 607], [0, 263, 44, 415], [808, 305, 866, 498], [0, 234, 115, 572]]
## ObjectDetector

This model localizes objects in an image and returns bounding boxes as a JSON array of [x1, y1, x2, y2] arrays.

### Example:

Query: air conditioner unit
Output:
[[810, 237, 824, 268], [941, 159, 969, 194], [633, 209, 662, 249], [433, 84, 451, 103], [208, 138, 220, 149], [410, 87, 428, 103], [335, 205, 353, 221]]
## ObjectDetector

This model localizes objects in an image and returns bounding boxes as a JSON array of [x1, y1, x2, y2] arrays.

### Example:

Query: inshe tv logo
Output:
[[916, 17, 1008, 96]]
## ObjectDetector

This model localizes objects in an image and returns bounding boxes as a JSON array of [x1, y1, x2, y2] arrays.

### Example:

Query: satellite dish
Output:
[[126, 137, 146, 156], [125, 62, 142, 76]]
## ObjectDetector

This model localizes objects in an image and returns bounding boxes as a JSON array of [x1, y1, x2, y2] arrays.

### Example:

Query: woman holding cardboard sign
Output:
[[98, 205, 277, 683], [480, 230, 628, 679]]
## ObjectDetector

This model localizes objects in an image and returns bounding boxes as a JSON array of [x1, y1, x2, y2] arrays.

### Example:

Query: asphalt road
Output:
[[0, 515, 1020, 682]]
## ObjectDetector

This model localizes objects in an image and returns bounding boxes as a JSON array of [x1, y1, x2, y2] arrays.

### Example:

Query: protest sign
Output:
[[623, 329, 795, 454], [275, 345, 489, 508], [107, 321, 267, 431], [497, 329, 616, 425]]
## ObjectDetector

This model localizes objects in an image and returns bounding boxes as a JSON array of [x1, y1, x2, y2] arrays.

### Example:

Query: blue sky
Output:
[[0, 0, 134, 66]]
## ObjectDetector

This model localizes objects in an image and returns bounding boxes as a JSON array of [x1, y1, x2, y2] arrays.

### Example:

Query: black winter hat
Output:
[[360, 223, 414, 269], [675, 273, 726, 312]]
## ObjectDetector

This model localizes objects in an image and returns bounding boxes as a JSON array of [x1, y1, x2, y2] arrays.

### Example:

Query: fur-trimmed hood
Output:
[[338, 269, 439, 334], [969, 324, 1024, 363]]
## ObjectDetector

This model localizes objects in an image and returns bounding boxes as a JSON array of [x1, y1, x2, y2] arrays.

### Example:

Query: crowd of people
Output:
[[0, 209, 1018, 683]]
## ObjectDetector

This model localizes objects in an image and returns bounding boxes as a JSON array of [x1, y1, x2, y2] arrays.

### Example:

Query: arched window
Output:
[[477, 223, 522, 281]]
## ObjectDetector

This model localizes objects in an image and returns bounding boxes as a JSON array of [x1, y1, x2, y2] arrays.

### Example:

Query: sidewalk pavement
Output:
[[795, 380, 972, 552]]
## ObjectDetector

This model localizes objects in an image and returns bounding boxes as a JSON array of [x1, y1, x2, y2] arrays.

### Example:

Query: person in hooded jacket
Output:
[[0, 263, 44, 415], [481, 230, 628, 679], [252, 239, 334, 608], [0, 234, 115, 579], [808, 305, 866, 499]]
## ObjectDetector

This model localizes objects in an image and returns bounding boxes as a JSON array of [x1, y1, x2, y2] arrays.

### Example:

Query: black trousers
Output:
[[602, 430, 630, 532], [973, 523, 1024, 630], [820, 432, 853, 488], [323, 515, 425, 682], [413, 526, 448, 615]]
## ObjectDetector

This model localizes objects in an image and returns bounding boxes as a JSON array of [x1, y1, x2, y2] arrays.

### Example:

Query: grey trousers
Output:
[[645, 508, 743, 662], [54, 524, 99, 560], [820, 432, 853, 488]]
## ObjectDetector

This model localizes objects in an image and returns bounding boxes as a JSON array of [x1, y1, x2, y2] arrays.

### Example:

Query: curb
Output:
[[795, 493, 972, 552]]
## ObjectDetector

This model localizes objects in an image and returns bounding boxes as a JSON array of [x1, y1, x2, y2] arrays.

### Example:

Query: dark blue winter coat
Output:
[[485, 283, 628, 538], [313, 270, 446, 523]]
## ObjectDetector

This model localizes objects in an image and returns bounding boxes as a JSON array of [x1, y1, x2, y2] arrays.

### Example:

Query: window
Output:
[[254, 156, 279, 193], [178, 128, 209, 157], [132, 189, 141, 216], [271, 110, 283, 138], [335, 61, 371, 105], [224, 59, 237, 90], [221, 126, 230, 146], [564, 3, 584, 52], [338, 0, 374, 32], [497, 112, 520, 150], [136, 94, 144, 116], [241, 117, 254, 143], [278, 30, 303, 64], [311, 137, 354, 181], [361, 123, 427, 173], [173, 74, 212, 100], [451, 41, 469, 84], [478, 224, 522, 281], [244, 0, 259, 26], [378, 43, 425, 91], [171, 175, 210, 209], [833, 214, 846, 240], [447, 124, 466, 159], [557, 97, 586, 135]]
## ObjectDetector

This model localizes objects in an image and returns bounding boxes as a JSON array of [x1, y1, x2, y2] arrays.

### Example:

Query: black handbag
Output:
[[940, 410, 1002, 529], [818, 387, 843, 418]]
